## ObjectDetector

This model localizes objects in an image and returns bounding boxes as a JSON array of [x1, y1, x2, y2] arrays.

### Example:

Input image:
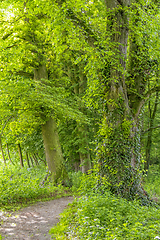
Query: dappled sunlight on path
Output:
[[0, 196, 73, 240]]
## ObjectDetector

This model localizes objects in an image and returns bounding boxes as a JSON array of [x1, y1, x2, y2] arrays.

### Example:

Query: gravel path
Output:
[[0, 196, 74, 240]]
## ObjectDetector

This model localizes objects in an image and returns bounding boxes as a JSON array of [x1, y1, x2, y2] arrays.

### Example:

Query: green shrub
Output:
[[144, 164, 160, 201], [0, 164, 66, 210], [50, 192, 160, 239], [50, 168, 160, 240], [69, 171, 83, 192]]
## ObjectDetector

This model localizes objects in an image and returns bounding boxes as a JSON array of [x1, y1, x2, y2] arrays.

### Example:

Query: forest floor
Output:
[[0, 196, 74, 240]]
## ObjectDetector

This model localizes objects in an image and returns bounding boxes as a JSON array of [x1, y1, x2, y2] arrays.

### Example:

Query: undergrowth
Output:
[[0, 164, 71, 211], [144, 164, 160, 202], [50, 166, 160, 240]]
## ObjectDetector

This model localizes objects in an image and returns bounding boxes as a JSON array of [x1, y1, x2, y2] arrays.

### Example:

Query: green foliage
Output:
[[50, 165, 160, 240], [0, 0, 159, 206], [66, 171, 83, 191], [144, 164, 160, 202], [0, 164, 69, 210], [50, 191, 160, 239], [97, 118, 139, 199]]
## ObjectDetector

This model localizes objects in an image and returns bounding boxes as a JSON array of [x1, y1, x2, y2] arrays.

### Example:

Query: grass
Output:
[[1, 162, 160, 239], [50, 165, 160, 240], [50, 193, 160, 240], [0, 164, 72, 211]]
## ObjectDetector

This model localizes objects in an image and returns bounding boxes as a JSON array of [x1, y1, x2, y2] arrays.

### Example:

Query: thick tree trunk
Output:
[[42, 117, 67, 182], [96, 0, 155, 202], [42, 117, 67, 181], [97, 0, 148, 199], [34, 63, 67, 182], [17, 143, 24, 168]]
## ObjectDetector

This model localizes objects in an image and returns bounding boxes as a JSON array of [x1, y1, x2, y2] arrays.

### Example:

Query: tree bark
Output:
[[78, 65, 91, 173], [35, 153, 46, 166], [68, 62, 91, 173], [32, 153, 39, 165], [17, 143, 24, 168], [26, 152, 31, 168], [96, 0, 147, 199], [34, 63, 67, 182], [144, 91, 159, 171], [42, 116, 67, 182], [0, 137, 6, 166], [29, 154, 34, 167], [6, 143, 14, 165]]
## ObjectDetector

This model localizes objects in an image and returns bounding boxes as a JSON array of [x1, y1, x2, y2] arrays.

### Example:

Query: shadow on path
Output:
[[0, 196, 74, 240]]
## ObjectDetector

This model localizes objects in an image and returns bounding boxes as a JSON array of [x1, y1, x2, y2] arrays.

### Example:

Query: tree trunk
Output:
[[34, 63, 67, 182], [17, 143, 24, 168], [26, 152, 30, 168], [6, 143, 14, 165], [69, 63, 91, 173], [42, 117, 67, 182], [32, 153, 39, 165], [144, 91, 159, 171], [0, 137, 6, 166], [95, 0, 157, 202], [35, 153, 47, 166], [96, 0, 149, 199], [29, 154, 34, 167], [78, 65, 91, 173]]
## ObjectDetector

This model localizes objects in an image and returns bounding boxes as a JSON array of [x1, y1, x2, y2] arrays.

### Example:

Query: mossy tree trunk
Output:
[[42, 117, 67, 182], [96, 0, 152, 199], [34, 64, 67, 182]]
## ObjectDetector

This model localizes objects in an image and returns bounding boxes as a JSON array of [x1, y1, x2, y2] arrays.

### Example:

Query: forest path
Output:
[[0, 196, 74, 240]]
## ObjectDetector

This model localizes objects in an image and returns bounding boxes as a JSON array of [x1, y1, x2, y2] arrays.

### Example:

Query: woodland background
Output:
[[0, 0, 160, 239]]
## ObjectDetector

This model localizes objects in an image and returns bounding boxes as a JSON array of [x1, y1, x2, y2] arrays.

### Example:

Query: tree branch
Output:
[[144, 85, 160, 99], [117, 0, 123, 6], [142, 125, 160, 135], [66, 9, 99, 48], [2, 31, 13, 40], [135, 85, 160, 120], [1, 116, 14, 135]]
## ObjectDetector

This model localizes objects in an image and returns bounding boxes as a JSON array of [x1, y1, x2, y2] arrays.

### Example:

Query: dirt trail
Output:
[[0, 196, 74, 240]]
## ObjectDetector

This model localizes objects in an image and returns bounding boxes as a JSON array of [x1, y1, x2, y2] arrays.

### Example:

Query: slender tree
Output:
[[17, 143, 24, 168]]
